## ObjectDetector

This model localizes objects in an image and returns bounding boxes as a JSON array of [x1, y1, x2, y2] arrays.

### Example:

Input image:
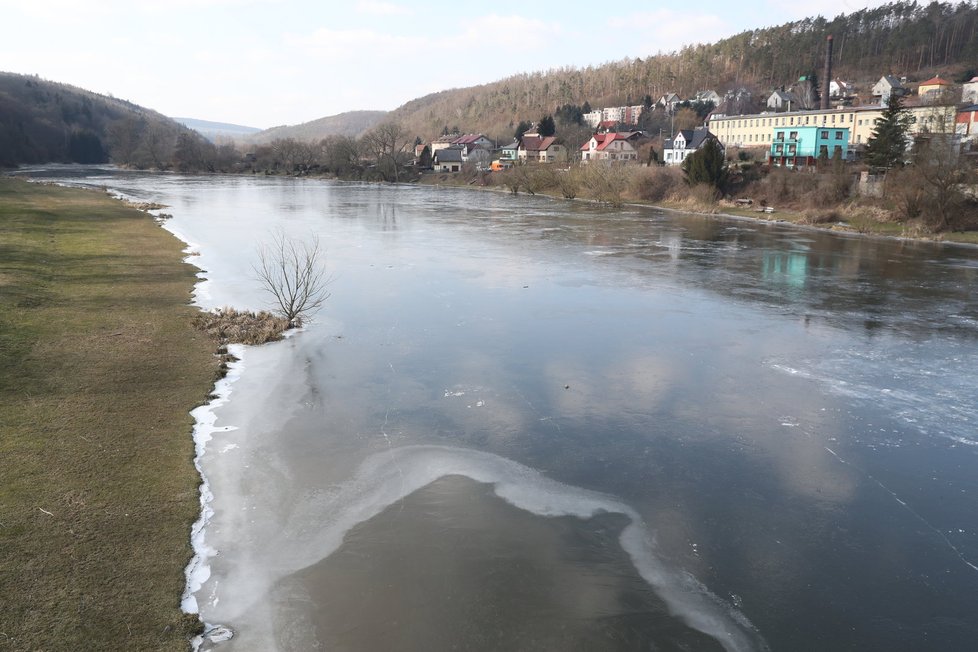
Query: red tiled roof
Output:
[[453, 134, 485, 145], [920, 76, 951, 86], [581, 132, 634, 152], [522, 135, 558, 151]]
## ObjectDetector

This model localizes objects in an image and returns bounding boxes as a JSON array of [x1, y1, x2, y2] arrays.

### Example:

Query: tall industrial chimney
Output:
[[821, 35, 834, 110]]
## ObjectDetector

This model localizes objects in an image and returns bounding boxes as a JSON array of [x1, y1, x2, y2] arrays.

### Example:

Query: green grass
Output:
[[0, 178, 217, 651]]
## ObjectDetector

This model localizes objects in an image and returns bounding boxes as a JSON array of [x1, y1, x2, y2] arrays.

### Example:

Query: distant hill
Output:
[[172, 117, 261, 142], [248, 110, 387, 144], [384, 0, 978, 143], [0, 71, 197, 167]]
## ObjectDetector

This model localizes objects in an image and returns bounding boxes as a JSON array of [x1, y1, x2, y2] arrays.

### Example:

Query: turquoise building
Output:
[[769, 126, 850, 167]]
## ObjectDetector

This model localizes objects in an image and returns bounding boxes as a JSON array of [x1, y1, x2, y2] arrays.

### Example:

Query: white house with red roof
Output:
[[580, 132, 641, 164]]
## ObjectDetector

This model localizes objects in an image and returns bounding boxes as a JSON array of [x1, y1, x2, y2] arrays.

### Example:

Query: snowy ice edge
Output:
[[159, 219, 239, 647]]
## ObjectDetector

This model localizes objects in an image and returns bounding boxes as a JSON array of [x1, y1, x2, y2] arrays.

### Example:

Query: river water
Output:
[[22, 168, 978, 651]]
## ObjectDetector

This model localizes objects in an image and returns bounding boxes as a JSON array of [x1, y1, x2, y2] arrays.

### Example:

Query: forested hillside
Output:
[[387, 1, 978, 142], [248, 110, 387, 144], [0, 72, 197, 167]]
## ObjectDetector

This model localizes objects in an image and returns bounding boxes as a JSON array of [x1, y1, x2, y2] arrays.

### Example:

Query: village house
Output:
[[662, 127, 721, 166], [453, 134, 494, 154], [429, 133, 461, 155], [432, 145, 464, 173], [918, 75, 953, 102], [872, 75, 909, 102], [694, 90, 722, 106], [963, 76, 978, 104], [956, 105, 978, 140], [829, 79, 854, 98], [580, 131, 641, 164], [657, 93, 681, 113], [769, 125, 850, 168], [517, 132, 566, 163], [767, 89, 797, 111]]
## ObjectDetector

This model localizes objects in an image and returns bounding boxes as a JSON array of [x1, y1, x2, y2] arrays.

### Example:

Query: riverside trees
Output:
[[361, 122, 412, 182]]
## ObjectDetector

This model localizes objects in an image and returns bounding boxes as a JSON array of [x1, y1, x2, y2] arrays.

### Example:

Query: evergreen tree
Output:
[[681, 137, 728, 190], [514, 120, 533, 141], [538, 114, 556, 137], [864, 94, 915, 170], [419, 145, 432, 169]]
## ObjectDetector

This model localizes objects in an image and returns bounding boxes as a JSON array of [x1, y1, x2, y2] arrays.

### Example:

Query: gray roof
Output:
[[665, 128, 716, 151], [434, 147, 464, 163]]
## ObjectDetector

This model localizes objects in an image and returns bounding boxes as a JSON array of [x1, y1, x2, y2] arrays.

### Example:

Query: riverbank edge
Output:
[[0, 177, 219, 650], [411, 172, 978, 248]]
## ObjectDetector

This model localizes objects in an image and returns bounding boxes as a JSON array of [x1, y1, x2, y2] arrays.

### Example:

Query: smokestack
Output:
[[821, 35, 834, 110]]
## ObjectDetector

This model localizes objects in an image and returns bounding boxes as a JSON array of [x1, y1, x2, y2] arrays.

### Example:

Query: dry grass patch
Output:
[[193, 307, 290, 346], [0, 177, 217, 651]]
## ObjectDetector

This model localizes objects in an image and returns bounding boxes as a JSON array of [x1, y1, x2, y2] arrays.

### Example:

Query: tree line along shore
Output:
[[0, 177, 218, 650]]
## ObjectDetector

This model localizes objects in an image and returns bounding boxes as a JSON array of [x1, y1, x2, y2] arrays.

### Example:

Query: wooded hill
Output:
[[248, 110, 387, 144], [385, 1, 978, 143], [0, 72, 196, 168]]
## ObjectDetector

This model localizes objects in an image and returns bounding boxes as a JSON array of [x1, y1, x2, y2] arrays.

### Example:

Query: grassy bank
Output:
[[0, 178, 217, 650]]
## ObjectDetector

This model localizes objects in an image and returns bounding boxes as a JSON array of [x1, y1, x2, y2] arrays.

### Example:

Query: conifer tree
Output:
[[538, 115, 556, 137], [864, 94, 915, 170], [682, 137, 728, 190]]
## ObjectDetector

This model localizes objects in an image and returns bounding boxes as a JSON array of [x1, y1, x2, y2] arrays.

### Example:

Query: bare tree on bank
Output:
[[254, 231, 331, 327], [361, 121, 412, 182]]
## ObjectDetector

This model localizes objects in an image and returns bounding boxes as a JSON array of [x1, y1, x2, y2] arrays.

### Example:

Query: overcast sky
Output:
[[2, 0, 897, 128]]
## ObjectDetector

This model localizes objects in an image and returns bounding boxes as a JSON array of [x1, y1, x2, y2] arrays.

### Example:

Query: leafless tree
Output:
[[361, 122, 412, 182], [254, 230, 331, 327]]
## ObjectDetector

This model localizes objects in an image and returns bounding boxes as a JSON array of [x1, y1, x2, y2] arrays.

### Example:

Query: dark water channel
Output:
[[23, 168, 978, 651]]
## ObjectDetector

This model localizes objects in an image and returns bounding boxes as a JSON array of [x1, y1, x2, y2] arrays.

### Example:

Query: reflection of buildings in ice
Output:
[[762, 251, 808, 288]]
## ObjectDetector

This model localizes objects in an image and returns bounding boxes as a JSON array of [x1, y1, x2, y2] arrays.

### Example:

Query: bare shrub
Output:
[[579, 163, 629, 207], [633, 166, 684, 202], [551, 166, 582, 199], [885, 167, 926, 221], [255, 230, 331, 327], [801, 209, 839, 225]]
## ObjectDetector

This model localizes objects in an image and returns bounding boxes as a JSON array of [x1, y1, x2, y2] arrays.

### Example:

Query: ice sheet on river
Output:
[[197, 444, 768, 652]]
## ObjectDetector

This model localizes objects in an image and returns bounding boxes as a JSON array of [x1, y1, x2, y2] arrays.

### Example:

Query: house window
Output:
[[819, 145, 828, 156], [835, 131, 844, 140], [821, 130, 829, 139], [805, 116, 810, 124], [789, 131, 798, 140], [857, 135, 862, 143]]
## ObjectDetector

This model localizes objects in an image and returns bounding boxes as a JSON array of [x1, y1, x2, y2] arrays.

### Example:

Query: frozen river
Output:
[[27, 168, 978, 650]]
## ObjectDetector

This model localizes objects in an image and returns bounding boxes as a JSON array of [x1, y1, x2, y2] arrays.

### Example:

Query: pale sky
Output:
[[2, 0, 896, 129]]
